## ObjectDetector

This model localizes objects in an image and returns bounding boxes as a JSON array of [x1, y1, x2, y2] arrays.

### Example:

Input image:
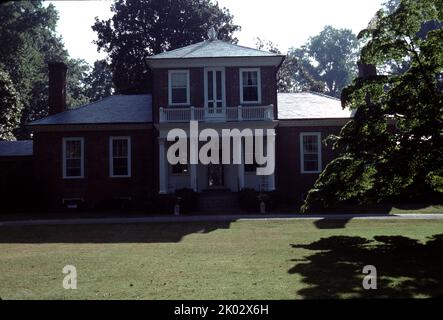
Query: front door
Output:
[[208, 164, 224, 188], [204, 68, 226, 120]]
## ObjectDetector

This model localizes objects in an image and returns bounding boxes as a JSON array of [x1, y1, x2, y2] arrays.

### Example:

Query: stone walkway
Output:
[[0, 213, 442, 227]]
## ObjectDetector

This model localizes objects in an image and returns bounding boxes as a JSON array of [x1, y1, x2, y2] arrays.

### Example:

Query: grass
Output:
[[0, 219, 443, 299]]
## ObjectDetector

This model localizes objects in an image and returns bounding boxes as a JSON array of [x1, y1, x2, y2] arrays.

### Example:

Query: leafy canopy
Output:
[[0, 1, 91, 139], [302, 0, 443, 211], [286, 26, 359, 96]]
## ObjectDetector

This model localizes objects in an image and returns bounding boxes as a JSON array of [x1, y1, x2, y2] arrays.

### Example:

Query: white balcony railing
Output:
[[159, 105, 274, 123]]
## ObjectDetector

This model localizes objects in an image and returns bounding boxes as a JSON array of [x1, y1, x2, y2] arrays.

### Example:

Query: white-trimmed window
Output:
[[63, 137, 84, 179], [300, 133, 322, 173], [240, 68, 261, 104], [109, 137, 131, 178], [168, 70, 190, 106]]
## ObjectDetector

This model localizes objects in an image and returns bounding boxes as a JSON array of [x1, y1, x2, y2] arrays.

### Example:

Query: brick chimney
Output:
[[357, 61, 377, 79], [48, 62, 68, 115]]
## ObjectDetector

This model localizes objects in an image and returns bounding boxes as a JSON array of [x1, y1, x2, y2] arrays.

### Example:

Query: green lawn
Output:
[[0, 219, 443, 299]]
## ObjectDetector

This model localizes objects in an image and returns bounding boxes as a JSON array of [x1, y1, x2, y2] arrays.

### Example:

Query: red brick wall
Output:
[[152, 66, 279, 121], [276, 125, 342, 204], [33, 128, 157, 210]]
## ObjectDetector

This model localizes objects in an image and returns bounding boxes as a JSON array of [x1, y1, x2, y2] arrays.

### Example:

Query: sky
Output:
[[49, 0, 385, 65]]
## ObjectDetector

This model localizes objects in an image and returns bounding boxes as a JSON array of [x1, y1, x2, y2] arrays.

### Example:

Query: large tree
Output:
[[0, 68, 22, 141], [92, 0, 241, 94], [0, 1, 91, 138], [302, 0, 443, 212], [287, 26, 359, 97], [84, 59, 114, 102]]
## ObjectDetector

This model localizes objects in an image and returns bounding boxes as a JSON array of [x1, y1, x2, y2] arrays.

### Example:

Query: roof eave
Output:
[[147, 55, 285, 68]]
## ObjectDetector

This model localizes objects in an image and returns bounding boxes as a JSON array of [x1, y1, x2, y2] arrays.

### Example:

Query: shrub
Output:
[[146, 194, 177, 215], [239, 188, 259, 212], [175, 188, 197, 214]]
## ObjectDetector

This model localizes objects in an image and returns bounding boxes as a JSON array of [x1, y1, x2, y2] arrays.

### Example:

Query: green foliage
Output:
[[0, 1, 91, 139], [84, 60, 114, 102], [287, 26, 359, 96], [302, 0, 443, 212], [92, 0, 241, 94], [0, 68, 23, 141]]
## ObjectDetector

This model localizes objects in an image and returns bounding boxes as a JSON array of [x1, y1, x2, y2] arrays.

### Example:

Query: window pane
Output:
[[216, 71, 222, 100], [304, 160, 318, 172], [171, 88, 187, 104], [208, 71, 213, 100], [243, 71, 257, 86], [171, 73, 187, 87], [66, 167, 81, 177], [113, 139, 128, 157], [66, 140, 81, 159], [113, 158, 128, 176], [243, 86, 258, 102]]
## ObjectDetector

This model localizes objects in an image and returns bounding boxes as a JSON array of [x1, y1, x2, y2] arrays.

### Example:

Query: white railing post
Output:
[[191, 106, 195, 121], [268, 104, 274, 120], [238, 105, 243, 121], [159, 107, 164, 123]]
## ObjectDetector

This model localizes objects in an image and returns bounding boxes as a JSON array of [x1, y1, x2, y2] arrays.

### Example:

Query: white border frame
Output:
[[62, 137, 84, 179], [239, 68, 262, 104], [300, 132, 322, 174], [168, 69, 190, 106], [109, 136, 132, 178]]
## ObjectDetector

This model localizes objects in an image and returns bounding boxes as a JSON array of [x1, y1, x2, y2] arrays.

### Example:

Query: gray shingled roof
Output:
[[277, 92, 354, 120], [29, 95, 152, 126], [0, 140, 33, 157], [149, 40, 282, 59]]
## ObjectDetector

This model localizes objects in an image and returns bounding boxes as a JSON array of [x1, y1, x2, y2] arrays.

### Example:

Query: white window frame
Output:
[[109, 136, 132, 178], [62, 137, 84, 179], [168, 69, 190, 106], [239, 68, 262, 104], [300, 132, 322, 174]]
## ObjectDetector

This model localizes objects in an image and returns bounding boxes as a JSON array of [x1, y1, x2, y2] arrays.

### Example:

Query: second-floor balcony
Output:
[[159, 105, 274, 123]]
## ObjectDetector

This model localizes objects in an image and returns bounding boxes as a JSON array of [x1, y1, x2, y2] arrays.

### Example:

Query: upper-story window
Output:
[[240, 68, 262, 104], [63, 137, 84, 179], [109, 137, 131, 178], [300, 133, 322, 174], [168, 70, 190, 106]]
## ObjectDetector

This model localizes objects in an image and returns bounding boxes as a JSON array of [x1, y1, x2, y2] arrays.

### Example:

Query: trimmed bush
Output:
[[175, 188, 197, 214]]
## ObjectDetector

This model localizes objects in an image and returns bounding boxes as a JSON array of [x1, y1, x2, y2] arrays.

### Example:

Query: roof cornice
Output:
[[147, 56, 285, 69]]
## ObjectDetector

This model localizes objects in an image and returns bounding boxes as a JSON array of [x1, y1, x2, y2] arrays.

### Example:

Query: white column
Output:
[[237, 139, 245, 191], [267, 131, 276, 191], [190, 136, 198, 192], [158, 137, 168, 194]]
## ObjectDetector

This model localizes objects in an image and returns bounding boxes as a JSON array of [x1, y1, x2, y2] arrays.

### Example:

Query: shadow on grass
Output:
[[0, 221, 234, 243], [313, 218, 352, 229], [288, 234, 443, 298]]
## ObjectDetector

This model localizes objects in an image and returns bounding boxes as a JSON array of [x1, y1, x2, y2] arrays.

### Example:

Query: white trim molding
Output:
[[239, 68, 262, 105], [168, 69, 190, 106], [62, 137, 84, 179], [109, 136, 132, 178], [300, 132, 322, 174]]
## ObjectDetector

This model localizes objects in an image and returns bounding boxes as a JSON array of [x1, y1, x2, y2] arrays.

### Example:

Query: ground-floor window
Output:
[[109, 136, 131, 177], [63, 137, 84, 179], [300, 132, 322, 173]]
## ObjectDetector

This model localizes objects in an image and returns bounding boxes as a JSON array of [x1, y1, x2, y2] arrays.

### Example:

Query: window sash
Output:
[[300, 133, 321, 173], [110, 137, 131, 177], [63, 138, 84, 179], [169, 70, 189, 105], [240, 69, 261, 104]]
